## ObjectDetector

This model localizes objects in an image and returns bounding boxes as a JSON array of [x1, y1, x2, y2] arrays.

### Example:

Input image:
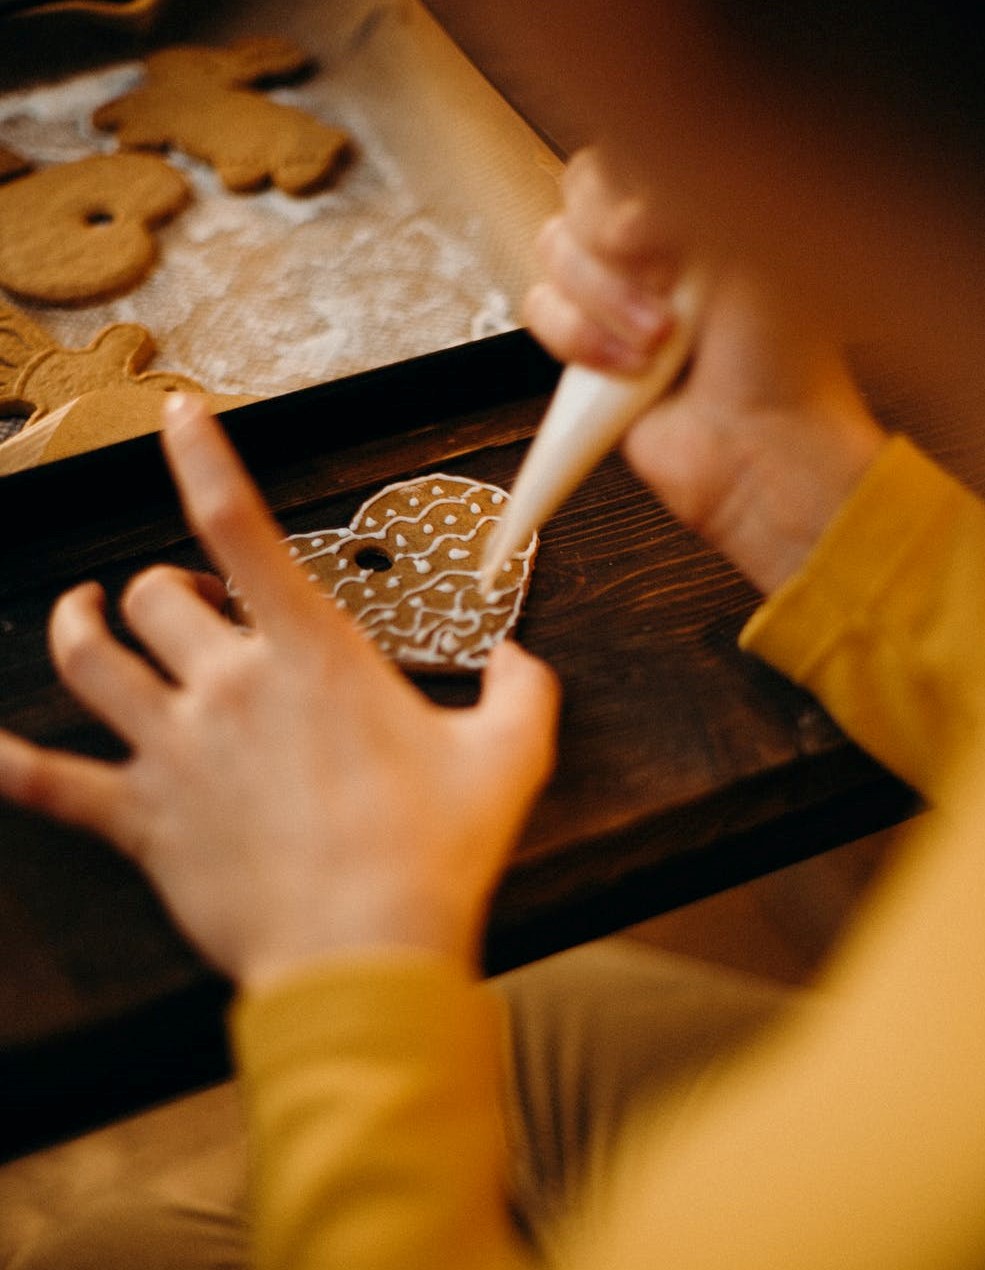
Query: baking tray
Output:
[[0, 0, 563, 469]]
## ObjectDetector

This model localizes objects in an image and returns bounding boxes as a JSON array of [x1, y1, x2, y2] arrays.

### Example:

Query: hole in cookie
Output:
[[0, 401, 33, 443], [354, 547, 394, 572], [84, 208, 114, 226]]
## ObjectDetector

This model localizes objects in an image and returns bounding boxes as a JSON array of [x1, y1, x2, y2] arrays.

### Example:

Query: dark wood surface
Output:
[[0, 330, 920, 1160]]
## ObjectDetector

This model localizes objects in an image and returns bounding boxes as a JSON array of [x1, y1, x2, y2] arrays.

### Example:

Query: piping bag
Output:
[[479, 266, 707, 595]]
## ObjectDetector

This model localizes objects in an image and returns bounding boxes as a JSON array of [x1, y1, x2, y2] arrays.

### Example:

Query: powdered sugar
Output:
[[0, 57, 517, 406]]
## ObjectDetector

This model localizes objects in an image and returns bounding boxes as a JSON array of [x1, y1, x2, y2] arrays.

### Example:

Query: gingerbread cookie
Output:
[[235, 474, 538, 672], [0, 152, 189, 304], [93, 37, 351, 195], [0, 386, 258, 475], [0, 299, 202, 429], [38, 385, 258, 463], [0, 144, 32, 184]]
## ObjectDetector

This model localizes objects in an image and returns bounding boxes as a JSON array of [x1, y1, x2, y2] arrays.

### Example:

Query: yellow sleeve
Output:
[[740, 434, 985, 798], [550, 434, 985, 1270], [231, 953, 537, 1270]]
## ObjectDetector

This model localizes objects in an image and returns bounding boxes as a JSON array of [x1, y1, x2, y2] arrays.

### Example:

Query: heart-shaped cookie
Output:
[[250, 474, 537, 672]]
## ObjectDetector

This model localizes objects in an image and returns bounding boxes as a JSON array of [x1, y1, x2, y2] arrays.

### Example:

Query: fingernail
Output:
[[162, 392, 205, 432], [621, 295, 671, 344], [600, 333, 650, 374]]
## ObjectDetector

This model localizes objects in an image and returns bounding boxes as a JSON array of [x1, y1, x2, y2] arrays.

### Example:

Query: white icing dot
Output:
[[423, 524, 434, 535], [431, 484, 444, 495], [387, 576, 400, 588], [491, 492, 504, 504], [440, 631, 460, 651], [448, 547, 470, 560], [386, 508, 396, 517], [488, 589, 502, 603], [409, 497, 420, 507], [395, 534, 408, 548], [337, 558, 348, 569], [289, 545, 300, 557], [443, 514, 457, 525], [415, 560, 432, 573], [364, 517, 377, 527], [363, 587, 375, 597], [380, 609, 395, 620], [336, 598, 347, 609], [307, 572, 320, 583], [409, 596, 423, 607], [436, 582, 454, 593], [379, 640, 391, 651], [311, 537, 324, 548], [502, 561, 513, 572], [470, 502, 481, 515]]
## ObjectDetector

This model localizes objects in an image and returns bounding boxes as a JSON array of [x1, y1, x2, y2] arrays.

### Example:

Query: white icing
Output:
[[278, 474, 537, 670]]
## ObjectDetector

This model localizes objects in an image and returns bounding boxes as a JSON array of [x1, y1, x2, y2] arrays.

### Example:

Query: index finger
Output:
[[159, 395, 335, 643]]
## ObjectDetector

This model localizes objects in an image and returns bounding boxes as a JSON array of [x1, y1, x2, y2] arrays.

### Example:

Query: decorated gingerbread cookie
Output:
[[0, 299, 202, 429], [235, 474, 538, 672], [93, 37, 351, 195], [0, 152, 189, 304]]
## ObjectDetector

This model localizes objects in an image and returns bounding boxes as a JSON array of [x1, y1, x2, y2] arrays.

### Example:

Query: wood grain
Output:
[[0, 330, 921, 1157]]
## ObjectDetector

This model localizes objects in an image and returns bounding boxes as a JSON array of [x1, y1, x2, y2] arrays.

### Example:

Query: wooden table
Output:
[[0, 330, 917, 1160]]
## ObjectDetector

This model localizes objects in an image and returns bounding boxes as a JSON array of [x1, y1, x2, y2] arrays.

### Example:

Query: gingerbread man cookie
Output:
[[233, 474, 538, 673], [0, 152, 189, 304], [0, 299, 202, 429], [93, 37, 351, 195]]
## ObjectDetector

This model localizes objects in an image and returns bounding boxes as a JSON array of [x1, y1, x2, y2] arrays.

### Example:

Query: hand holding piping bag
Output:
[[486, 148, 886, 600], [479, 263, 706, 593]]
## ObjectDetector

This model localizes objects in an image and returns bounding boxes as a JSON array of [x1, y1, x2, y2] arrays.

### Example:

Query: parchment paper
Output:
[[0, 0, 562, 470]]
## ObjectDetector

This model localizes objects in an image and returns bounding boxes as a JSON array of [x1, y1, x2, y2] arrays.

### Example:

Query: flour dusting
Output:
[[0, 61, 517, 406]]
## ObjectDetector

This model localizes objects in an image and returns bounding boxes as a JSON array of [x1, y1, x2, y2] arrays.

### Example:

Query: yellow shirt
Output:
[[233, 436, 985, 1269]]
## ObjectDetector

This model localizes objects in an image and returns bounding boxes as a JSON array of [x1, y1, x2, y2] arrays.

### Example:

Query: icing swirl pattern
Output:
[[266, 473, 537, 671]]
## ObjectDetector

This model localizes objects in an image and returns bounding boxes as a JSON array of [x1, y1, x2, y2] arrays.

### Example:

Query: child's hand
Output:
[[0, 396, 560, 988], [524, 148, 888, 594]]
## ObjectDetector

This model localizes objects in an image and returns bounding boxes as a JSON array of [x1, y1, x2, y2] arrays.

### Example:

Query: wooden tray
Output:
[[0, 331, 916, 1159]]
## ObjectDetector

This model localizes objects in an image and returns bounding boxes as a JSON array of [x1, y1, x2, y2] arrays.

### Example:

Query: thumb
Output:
[[472, 641, 561, 794]]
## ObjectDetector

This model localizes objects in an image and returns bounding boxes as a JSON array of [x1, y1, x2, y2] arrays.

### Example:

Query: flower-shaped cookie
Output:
[[0, 152, 189, 304]]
